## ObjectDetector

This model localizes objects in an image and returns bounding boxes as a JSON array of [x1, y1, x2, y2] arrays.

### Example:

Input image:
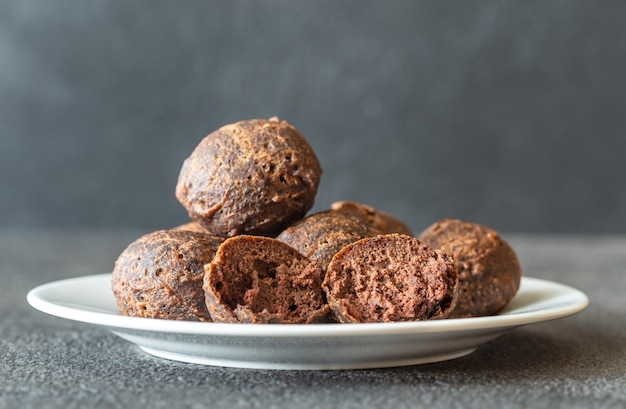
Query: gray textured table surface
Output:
[[1, 231, 625, 409]]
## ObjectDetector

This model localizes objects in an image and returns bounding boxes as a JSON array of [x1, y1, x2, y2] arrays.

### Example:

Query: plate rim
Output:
[[26, 273, 589, 338]]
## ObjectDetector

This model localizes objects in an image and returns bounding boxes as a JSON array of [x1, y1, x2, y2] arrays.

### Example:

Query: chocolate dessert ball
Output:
[[418, 219, 522, 318], [331, 201, 413, 236], [111, 230, 224, 321], [204, 235, 329, 324], [172, 221, 212, 234], [276, 208, 383, 272], [323, 234, 458, 323], [176, 117, 322, 237]]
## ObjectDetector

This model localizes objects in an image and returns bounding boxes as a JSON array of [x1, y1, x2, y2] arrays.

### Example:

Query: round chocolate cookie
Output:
[[418, 219, 522, 318], [111, 230, 224, 321], [276, 208, 383, 272], [331, 201, 413, 236], [323, 234, 458, 323], [176, 117, 322, 237], [204, 235, 329, 324]]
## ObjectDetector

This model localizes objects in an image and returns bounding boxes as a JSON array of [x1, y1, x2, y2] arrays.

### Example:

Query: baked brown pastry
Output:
[[331, 201, 413, 236], [172, 221, 212, 234], [111, 230, 224, 321], [323, 234, 458, 323], [276, 208, 383, 272], [204, 235, 329, 324], [418, 219, 522, 318], [175, 117, 322, 237]]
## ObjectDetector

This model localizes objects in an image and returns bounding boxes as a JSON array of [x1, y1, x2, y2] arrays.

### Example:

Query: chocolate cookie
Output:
[[204, 235, 329, 324], [331, 201, 413, 236], [111, 230, 224, 321], [418, 219, 522, 318], [175, 117, 322, 237], [276, 208, 383, 272], [323, 234, 458, 323]]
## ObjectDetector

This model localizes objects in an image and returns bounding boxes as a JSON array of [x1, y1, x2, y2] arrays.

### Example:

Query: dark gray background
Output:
[[2, 0, 625, 233]]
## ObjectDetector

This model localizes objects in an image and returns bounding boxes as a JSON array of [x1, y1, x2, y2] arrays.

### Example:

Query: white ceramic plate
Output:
[[27, 274, 588, 370]]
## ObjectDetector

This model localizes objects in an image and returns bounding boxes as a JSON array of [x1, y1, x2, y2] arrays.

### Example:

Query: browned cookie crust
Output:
[[331, 201, 413, 236], [276, 209, 383, 272], [204, 235, 329, 324], [323, 234, 458, 323], [418, 219, 522, 318], [176, 117, 322, 237], [111, 230, 224, 321]]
